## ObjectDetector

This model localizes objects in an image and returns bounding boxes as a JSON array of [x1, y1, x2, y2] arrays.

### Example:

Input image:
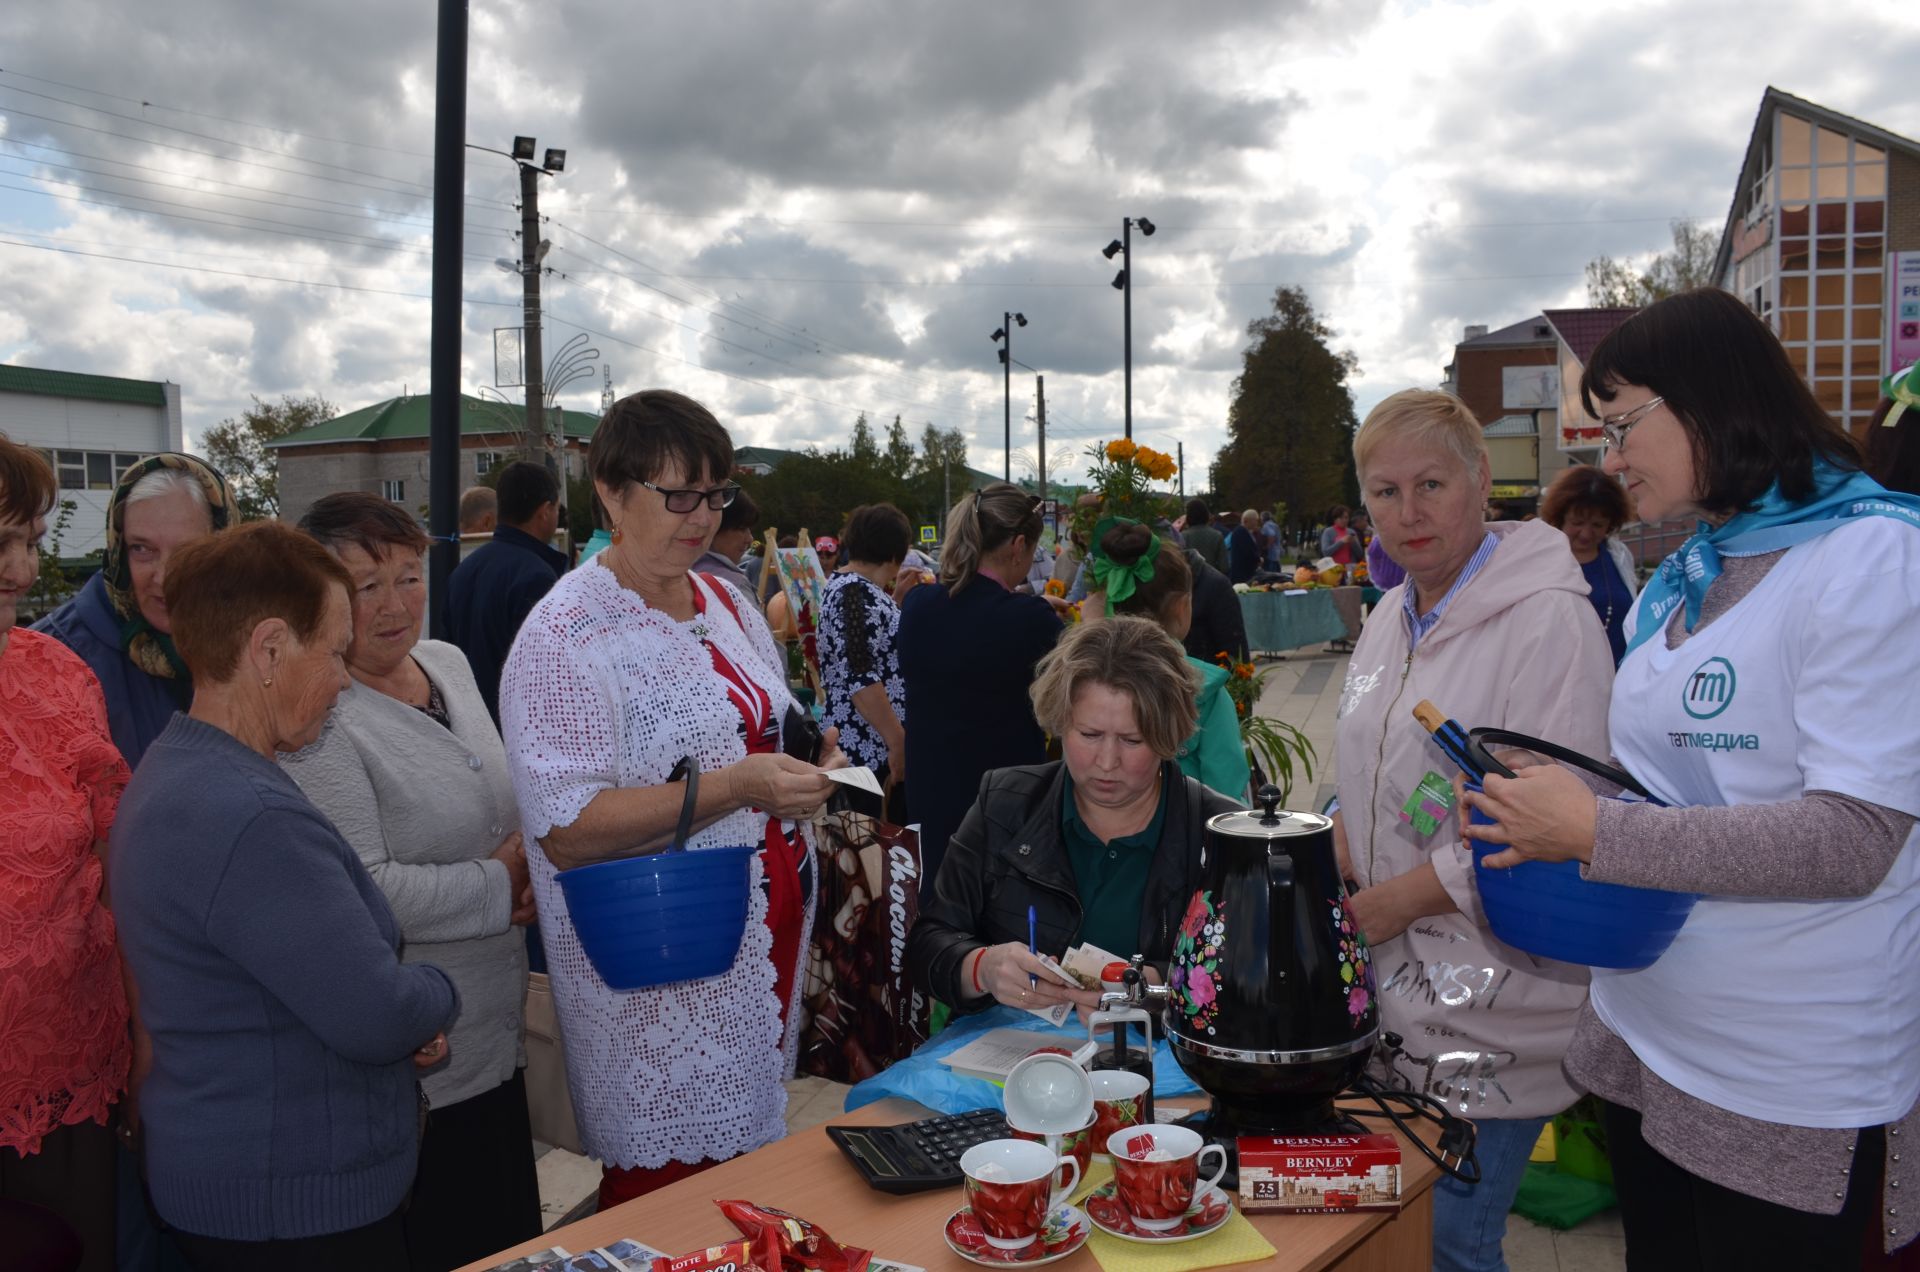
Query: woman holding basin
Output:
[[1330, 387, 1615, 1272], [499, 390, 847, 1210], [906, 616, 1241, 1020], [1458, 289, 1920, 1267]]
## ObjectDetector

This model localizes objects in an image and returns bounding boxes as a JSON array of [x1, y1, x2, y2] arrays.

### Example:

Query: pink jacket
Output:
[[1334, 519, 1615, 1119]]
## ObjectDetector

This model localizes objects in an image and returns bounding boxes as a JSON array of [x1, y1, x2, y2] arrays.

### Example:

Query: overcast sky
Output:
[[3, 0, 1916, 487]]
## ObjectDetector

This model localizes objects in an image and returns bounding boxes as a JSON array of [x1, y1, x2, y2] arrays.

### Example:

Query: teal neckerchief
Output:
[[1624, 459, 1920, 657]]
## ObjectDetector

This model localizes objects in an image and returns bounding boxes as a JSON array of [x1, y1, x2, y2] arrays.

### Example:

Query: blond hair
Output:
[[939, 482, 1041, 594], [1029, 617, 1199, 761], [1353, 389, 1488, 485]]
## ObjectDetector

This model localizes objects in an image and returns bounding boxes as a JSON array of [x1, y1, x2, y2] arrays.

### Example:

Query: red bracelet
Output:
[[970, 949, 986, 995]]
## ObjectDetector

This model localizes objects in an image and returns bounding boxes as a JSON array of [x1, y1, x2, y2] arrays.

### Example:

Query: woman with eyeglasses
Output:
[[498, 390, 847, 1208], [1460, 289, 1920, 1268], [898, 482, 1066, 881]]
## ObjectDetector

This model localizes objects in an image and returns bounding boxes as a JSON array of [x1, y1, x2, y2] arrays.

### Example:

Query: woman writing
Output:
[[1461, 288, 1920, 1268], [898, 483, 1064, 878], [0, 437, 132, 1271], [1332, 389, 1615, 1272], [1539, 464, 1638, 664], [111, 522, 457, 1270], [1085, 517, 1249, 800], [907, 618, 1240, 1015], [500, 389, 845, 1208], [282, 493, 541, 1270]]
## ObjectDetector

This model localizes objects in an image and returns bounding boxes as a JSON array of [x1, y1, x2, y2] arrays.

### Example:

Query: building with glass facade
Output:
[[1713, 87, 1920, 438]]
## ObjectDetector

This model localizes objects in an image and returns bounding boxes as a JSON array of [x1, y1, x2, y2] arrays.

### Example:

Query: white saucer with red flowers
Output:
[[1083, 1181, 1234, 1243], [942, 1203, 1091, 1266]]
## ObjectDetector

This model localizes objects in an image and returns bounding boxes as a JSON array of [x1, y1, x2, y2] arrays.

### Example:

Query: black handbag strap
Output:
[[1465, 727, 1655, 800], [667, 756, 700, 853]]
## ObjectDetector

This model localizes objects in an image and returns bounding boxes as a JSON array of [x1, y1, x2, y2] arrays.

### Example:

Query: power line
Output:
[[2, 226, 516, 277], [0, 81, 436, 192], [0, 67, 436, 160], [0, 235, 524, 305], [0, 152, 516, 239], [0, 136, 511, 224]]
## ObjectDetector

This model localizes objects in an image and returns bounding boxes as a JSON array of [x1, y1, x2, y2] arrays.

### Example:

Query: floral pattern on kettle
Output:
[[1332, 897, 1374, 1025], [1169, 890, 1224, 1035]]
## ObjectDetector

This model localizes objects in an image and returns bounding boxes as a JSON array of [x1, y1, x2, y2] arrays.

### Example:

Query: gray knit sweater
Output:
[[281, 640, 528, 1108], [1564, 550, 1917, 1254]]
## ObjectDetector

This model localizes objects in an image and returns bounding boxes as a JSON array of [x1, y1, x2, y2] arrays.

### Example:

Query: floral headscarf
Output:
[[102, 453, 235, 684]]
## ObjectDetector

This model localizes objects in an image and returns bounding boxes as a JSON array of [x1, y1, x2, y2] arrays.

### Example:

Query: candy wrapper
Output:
[[715, 1200, 872, 1272], [650, 1240, 754, 1272]]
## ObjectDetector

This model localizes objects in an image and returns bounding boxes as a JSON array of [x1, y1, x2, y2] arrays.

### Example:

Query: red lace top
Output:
[[0, 628, 132, 1154]]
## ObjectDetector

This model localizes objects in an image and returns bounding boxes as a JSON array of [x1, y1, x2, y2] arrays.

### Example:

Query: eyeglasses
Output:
[[1599, 396, 1665, 450], [639, 480, 740, 513]]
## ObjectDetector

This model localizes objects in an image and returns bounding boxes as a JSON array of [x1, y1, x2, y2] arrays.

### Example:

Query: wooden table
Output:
[[458, 1099, 1441, 1272]]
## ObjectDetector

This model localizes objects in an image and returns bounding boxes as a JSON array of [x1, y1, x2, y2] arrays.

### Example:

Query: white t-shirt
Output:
[[1595, 517, 1920, 1128]]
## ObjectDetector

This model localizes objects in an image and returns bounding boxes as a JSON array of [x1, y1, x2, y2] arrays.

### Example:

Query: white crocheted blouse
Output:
[[500, 562, 814, 1170]]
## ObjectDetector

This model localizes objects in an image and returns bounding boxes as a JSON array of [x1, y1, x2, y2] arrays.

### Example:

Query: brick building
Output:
[[1441, 316, 1564, 515], [1713, 87, 1920, 437], [269, 394, 599, 526]]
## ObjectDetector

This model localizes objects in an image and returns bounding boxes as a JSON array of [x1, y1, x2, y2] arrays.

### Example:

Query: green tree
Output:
[[200, 393, 335, 520], [1585, 219, 1717, 307], [883, 414, 916, 476], [1215, 287, 1359, 529], [849, 412, 881, 466]]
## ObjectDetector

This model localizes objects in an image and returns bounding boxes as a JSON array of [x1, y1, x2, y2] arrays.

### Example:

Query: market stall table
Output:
[[1238, 587, 1347, 656], [458, 1096, 1442, 1272]]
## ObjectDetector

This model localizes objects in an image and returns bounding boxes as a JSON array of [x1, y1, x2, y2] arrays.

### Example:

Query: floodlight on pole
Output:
[[990, 312, 1028, 482], [1100, 215, 1154, 439], [511, 135, 537, 161]]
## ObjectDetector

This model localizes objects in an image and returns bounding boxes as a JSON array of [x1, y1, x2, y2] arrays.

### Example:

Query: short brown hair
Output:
[[1029, 617, 1199, 761], [591, 389, 734, 492], [1540, 465, 1631, 535], [166, 521, 352, 683], [0, 434, 56, 526], [298, 491, 430, 560], [842, 503, 911, 565]]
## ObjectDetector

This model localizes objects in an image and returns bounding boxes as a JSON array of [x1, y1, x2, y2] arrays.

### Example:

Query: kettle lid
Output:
[[1206, 782, 1332, 840]]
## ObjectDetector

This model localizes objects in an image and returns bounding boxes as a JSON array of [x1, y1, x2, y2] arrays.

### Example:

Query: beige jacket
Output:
[[1334, 519, 1615, 1119]]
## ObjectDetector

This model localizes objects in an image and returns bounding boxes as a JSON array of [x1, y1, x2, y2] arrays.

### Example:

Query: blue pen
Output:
[[1027, 904, 1038, 989]]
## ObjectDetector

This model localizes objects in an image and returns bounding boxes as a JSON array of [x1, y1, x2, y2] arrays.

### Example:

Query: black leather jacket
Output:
[[907, 760, 1242, 1012]]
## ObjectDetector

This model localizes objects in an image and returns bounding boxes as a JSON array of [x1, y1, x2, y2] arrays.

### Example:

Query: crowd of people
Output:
[[3, 289, 1919, 1272]]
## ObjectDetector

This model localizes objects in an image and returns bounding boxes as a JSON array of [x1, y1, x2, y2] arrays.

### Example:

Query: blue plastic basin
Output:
[[1468, 792, 1695, 970], [556, 844, 757, 990]]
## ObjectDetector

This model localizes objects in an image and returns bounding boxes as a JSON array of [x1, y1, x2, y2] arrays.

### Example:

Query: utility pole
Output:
[[1101, 216, 1153, 439], [1036, 375, 1048, 508], [991, 312, 1026, 482], [427, 0, 467, 641], [519, 162, 546, 469], [1177, 441, 1184, 498], [942, 453, 951, 521]]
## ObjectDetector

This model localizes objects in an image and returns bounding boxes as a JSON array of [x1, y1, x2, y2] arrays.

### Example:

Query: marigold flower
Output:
[[1105, 438, 1138, 462]]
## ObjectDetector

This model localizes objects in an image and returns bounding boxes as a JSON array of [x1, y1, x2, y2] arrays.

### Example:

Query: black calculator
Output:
[[825, 1108, 1010, 1194]]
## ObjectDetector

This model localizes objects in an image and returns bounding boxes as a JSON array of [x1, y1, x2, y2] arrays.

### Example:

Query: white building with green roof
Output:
[[267, 394, 600, 526], [0, 364, 184, 556]]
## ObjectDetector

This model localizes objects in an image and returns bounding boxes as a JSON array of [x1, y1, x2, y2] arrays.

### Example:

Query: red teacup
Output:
[[1009, 1112, 1094, 1189], [1088, 1069, 1150, 1159], [960, 1138, 1081, 1251], [1107, 1124, 1227, 1232]]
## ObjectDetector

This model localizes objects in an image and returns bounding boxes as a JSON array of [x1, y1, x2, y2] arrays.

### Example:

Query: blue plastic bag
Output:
[[843, 1004, 1200, 1115]]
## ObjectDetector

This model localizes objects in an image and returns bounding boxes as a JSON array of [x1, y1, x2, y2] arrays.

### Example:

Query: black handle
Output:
[[1464, 728, 1655, 801], [667, 756, 700, 853]]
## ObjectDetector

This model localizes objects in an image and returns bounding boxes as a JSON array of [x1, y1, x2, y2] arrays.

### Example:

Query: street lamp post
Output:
[[991, 312, 1027, 482], [1102, 215, 1154, 439], [470, 137, 566, 469]]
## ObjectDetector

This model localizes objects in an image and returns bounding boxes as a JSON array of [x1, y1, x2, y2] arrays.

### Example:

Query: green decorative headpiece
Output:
[[1883, 365, 1918, 432], [1086, 515, 1159, 610]]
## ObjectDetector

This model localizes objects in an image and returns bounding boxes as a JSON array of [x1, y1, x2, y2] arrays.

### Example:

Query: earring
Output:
[[611, 524, 623, 545]]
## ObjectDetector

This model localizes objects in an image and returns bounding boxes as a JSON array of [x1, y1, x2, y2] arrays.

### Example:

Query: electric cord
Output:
[[1343, 1034, 1484, 1185]]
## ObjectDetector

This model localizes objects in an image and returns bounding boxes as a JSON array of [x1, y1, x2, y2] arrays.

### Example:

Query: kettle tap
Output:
[[1098, 953, 1172, 1011]]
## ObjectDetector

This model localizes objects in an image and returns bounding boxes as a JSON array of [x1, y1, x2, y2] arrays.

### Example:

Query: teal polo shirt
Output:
[[1060, 774, 1168, 960]]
